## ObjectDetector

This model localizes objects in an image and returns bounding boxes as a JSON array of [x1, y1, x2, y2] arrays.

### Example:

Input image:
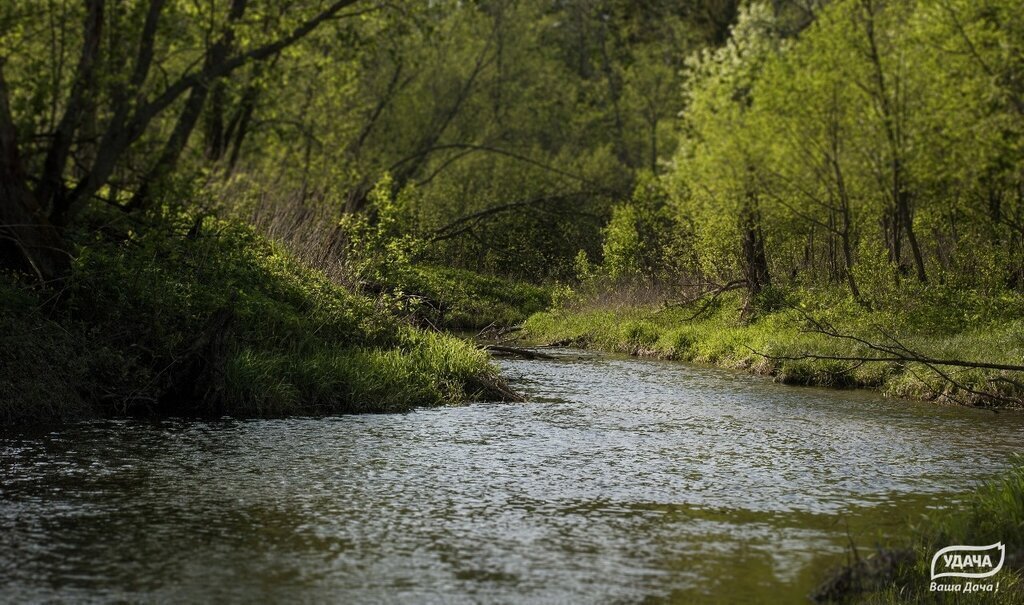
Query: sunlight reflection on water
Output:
[[1, 351, 1022, 603]]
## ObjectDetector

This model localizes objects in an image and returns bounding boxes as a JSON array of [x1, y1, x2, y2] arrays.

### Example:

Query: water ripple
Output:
[[1, 351, 1022, 603]]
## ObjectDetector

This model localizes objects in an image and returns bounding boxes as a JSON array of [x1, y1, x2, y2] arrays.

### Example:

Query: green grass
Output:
[[523, 289, 1024, 407], [222, 329, 511, 416], [376, 264, 551, 330], [0, 277, 94, 423], [813, 464, 1024, 603], [0, 213, 513, 425]]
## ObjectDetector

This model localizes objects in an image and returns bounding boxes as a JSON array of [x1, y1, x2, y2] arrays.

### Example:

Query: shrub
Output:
[[1, 212, 511, 424]]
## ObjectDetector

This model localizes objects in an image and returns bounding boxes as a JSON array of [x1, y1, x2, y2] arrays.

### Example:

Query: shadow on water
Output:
[[2, 350, 1022, 603]]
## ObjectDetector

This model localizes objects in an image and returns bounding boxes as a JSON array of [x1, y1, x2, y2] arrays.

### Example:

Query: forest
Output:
[[2, 1, 1024, 602], [2, 0, 1023, 420]]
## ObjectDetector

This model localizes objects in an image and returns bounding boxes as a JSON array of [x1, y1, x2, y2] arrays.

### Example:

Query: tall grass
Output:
[[0, 208, 515, 425], [814, 464, 1024, 603], [524, 290, 1024, 407], [237, 186, 359, 287], [223, 329, 511, 416]]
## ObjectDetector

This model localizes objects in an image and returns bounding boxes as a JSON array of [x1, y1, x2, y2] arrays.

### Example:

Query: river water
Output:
[[2, 351, 1022, 603]]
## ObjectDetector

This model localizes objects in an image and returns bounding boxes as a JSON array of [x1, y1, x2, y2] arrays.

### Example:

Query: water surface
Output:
[[2, 351, 1022, 603]]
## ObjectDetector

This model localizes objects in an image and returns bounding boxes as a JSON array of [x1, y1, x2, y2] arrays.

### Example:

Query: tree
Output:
[[673, 3, 782, 301], [0, 0, 365, 281]]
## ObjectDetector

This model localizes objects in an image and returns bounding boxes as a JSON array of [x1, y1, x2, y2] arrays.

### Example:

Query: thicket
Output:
[[0, 206, 515, 425], [531, 0, 1024, 406], [576, 0, 1024, 308]]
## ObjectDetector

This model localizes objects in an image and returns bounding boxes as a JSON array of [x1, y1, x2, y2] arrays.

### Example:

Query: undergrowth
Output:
[[813, 463, 1024, 603], [384, 264, 551, 330], [523, 287, 1024, 407], [0, 211, 513, 425]]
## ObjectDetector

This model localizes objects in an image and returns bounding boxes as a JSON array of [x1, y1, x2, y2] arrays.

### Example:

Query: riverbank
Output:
[[522, 290, 1024, 408], [0, 212, 523, 425], [4, 344, 1021, 602], [812, 463, 1024, 603]]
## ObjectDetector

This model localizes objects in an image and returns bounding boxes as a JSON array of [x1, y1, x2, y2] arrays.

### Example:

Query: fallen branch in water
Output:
[[482, 345, 556, 360], [748, 307, 1024, 407]]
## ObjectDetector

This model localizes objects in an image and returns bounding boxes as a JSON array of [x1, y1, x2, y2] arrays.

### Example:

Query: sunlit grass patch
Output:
[[523, 288, 1024, 407], [814, 464, 1024, 604]]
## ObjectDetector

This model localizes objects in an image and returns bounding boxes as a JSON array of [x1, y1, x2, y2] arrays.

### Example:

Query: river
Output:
[[2, 350, 1022, 603]]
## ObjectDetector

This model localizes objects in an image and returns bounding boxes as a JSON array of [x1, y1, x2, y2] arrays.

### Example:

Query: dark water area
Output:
[[2, 351, 1022, 603]]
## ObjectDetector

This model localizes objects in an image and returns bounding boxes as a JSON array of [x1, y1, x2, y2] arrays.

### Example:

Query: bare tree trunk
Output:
[[741, 189, 771, 297], [830, 141, 861, 301], [222, 54, 280, 172], [50, 0, 166, 225], [899, 187, 927, 282], [0, 62, 69, 281], [226, 92, 257, 173], [36, 0, 105, 218], [127, 0, 249, 210], [861, 0, 926, 283], [204, 79, 228, 162]]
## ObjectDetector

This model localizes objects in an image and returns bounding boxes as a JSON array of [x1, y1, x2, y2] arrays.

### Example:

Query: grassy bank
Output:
[[812, 463, 1024, 603], [523, 289, 1024, 407], [0, 212, 517, 425], [375, 264, 551, 331]]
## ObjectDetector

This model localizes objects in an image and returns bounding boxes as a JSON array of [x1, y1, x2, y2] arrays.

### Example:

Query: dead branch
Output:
[[747, 306, 1024, 406], [792, 308, 1024, 373], [664, 279, 748, 321], [482, 345, 556, 360]]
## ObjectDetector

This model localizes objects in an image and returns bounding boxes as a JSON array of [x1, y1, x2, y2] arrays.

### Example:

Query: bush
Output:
[[378, 264, 551, 330], [0, 213, 512, 425]]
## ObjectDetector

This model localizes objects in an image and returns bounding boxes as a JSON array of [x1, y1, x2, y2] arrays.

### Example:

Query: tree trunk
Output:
[[0, 62, 70, 281], [127, 0, 248, 211], [741, 191, 770, 297], [830, 147, 861, 301], [57, 0, 359, 223], [126, 83, 211, 210], [841, 207, 861, 301], [36, 0, 105, 217], [898, 187, 927, 283], [204, 79, 227, 162]]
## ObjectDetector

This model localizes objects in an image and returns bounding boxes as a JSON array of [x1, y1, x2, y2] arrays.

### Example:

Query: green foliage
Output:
[[524, 284, 1024, 406], [386, 265, 551, 330], [602, 204, 646, 281], [68, 214, 395, 355], [596, 174, 692, 284], [573, 250, 596, 284], [653, 0, 1024, 313], [620, 320, 661, 350], [840, 464, 1024, 604], [0, 275, 94, 423], [0, 212, 509, 424], [332, 175, 425, 288]]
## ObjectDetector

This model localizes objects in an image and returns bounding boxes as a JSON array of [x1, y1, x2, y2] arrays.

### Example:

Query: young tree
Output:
[[673, 3, 781, 301]]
